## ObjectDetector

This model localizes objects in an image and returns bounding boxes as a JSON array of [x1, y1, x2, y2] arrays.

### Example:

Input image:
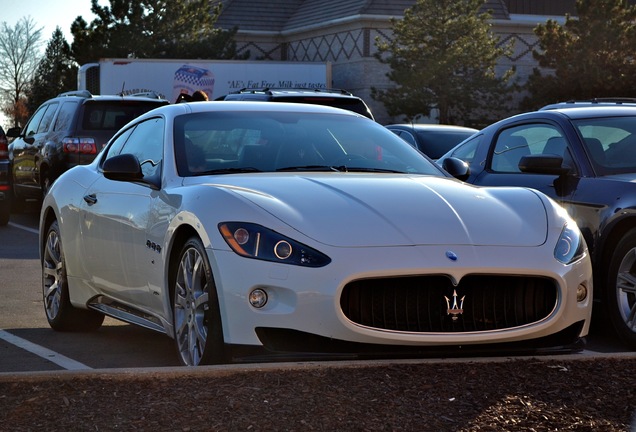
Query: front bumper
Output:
[[208, 242, 593, 355]]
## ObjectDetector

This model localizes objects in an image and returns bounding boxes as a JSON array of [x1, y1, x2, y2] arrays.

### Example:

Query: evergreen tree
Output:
[[70, 0, 245, 66], [523, 0, 636, 109], [372, 0, 514, 126], [27, 28, 76, 113]]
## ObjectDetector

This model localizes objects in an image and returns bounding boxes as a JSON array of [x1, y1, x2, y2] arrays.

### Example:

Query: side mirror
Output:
[[103, 153, 143, 181], [6, 127, 21, 138], [441, 157, 470, 181], [519, 154, 570, 175]]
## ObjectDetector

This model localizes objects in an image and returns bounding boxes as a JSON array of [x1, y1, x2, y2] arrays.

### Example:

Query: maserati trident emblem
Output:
[[445, 290, 465, 321]]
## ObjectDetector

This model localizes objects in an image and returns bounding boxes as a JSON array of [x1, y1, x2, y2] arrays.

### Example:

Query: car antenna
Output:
[[120, 82, 126, 98]]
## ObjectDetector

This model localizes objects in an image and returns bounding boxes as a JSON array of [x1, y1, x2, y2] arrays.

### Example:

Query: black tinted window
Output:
[[81, 101, 164, 131], [54, 101, 79, 132]]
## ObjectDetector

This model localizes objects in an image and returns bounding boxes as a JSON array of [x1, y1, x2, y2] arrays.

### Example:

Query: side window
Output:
[[37, 103, 59, 133], [102, 127, 135, 161], [491, 124, 568, 173], [24, 104, 49, 137], [395, 130, 418, 148], [54, 101, 79, 132], [450, 134, 481, 164], [118, 117, 164, 180]]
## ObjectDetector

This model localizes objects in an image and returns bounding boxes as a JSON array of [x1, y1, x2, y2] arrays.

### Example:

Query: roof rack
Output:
[[540, 97, 636, 110], [126, 91, 164, 99], [57, 90, 92, 98], [565, 97, 636, 104], [233, 88, 354, 96]]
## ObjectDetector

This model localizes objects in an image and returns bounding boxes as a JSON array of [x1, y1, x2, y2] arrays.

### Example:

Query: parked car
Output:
[[386, 124, 478, 159], [437, 105, 636, 348], [40, 101, 592, 365], [218, 87, 375, 120], [0, 126, 10, 225], [6, 90, 169, 207]]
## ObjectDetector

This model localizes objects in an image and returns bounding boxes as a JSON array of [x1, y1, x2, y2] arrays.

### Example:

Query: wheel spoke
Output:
[[617, 271, 636, 295], [194, 292, 209, 309], [627, 304, 636, 331]]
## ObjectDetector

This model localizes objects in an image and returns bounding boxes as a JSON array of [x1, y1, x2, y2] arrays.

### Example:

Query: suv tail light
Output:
[[62, 137, 97, 155], [0, 133, 8, 160]]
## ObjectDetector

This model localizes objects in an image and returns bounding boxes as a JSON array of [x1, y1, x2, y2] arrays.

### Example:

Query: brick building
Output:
[[213, 0, 579, 124]]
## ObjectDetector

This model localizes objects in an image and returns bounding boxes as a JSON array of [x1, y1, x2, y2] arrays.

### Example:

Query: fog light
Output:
[[576, 284, 588, 302], [249, 288, 268, 308]]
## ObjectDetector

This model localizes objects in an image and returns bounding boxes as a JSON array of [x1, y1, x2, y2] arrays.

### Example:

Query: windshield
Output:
[[174, 111, 444, 177], [573, 115, 636, 175]]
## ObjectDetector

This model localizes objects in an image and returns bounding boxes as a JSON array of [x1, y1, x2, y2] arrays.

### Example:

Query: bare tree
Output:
[[0, 17, 42, 127]]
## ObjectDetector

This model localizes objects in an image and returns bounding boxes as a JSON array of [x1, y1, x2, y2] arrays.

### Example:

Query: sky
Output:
[[1, 0, 106, 129], [2, 0, 103, 43]]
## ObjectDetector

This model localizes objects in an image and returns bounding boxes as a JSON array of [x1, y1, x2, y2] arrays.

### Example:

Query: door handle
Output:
[[83, 194, 97, 205]]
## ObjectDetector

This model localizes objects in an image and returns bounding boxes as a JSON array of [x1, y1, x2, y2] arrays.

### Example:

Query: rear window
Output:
[[276, 96, 374, 120], [80, 101, 166, 131]]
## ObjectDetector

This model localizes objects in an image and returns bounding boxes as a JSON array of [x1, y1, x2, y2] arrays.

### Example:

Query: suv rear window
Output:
[[275, 96, 371, 118], [81, 101, 164, 131]]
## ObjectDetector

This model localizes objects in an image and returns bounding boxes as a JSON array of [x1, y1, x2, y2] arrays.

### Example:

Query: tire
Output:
[[11, 189, 25, 214], [605, 228, 636, 348], [172, 237, 225, 365], [42, 220, 104, 331], [42, 175, 52, 199], [0, 201, 9, 226]]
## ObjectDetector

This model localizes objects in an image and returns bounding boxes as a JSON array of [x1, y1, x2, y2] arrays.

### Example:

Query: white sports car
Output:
[[40, 102, 593, 366]]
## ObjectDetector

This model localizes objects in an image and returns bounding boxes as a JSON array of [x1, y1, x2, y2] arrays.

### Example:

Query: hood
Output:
[[206, 174, 548, 248]]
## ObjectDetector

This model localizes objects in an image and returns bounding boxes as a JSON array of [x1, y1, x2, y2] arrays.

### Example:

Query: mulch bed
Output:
[[0, 356, 634, 431]]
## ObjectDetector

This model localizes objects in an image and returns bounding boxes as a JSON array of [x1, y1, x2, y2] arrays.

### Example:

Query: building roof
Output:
[[214, 0, 512, 33]]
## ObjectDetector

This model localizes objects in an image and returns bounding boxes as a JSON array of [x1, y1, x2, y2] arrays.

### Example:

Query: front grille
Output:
[[340, 275, 558, 333]]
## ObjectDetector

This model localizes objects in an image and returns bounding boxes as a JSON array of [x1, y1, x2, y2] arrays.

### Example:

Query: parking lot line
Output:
[[8, 222, 39, 235], [0, 329, 92, 371]]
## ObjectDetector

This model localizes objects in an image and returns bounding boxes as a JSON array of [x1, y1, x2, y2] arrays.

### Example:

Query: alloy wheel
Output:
[[174, 246, 210, 366]]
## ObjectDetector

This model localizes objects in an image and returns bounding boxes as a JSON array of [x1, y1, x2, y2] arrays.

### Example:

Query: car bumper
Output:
[[208, 243, 593, 356]]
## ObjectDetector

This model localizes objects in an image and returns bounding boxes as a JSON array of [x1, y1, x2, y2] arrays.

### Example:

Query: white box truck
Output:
[[78, 59, 332, 103]]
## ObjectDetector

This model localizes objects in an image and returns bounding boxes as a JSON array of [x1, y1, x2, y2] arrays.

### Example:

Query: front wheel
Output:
[[172, 237, 225, 365], [605, 228, 636, 348], [42, 220, 104, 331]]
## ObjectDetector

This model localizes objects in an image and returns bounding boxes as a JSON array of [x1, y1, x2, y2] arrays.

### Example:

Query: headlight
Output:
[[218, 222, 331, 267], [554, 223, 585, 264]]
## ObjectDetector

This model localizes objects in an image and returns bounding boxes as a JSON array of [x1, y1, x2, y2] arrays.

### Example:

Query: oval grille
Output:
[[340, 275, 558, 332]]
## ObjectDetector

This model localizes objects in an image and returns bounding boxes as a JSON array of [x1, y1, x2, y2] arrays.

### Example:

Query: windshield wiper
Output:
[[199, 167, 262, 175], [276, 165, 348, 172], [339, 167, 406, 173]]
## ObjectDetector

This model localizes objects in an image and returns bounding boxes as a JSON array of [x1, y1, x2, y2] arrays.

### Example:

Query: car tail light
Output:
[[0, 134, 8, 160], [62, 137, 97, 155]]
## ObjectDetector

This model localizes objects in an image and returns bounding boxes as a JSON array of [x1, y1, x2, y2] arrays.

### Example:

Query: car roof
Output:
[[140, 100, 368, 117], [537, 105, 636, 119], [540, 98, 636, 110], [386, 124, 478, 132]]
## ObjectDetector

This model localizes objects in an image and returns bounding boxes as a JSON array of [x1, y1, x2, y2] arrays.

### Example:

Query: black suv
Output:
[[219, 88, 375, 120], [7, 91, 168, 206]]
